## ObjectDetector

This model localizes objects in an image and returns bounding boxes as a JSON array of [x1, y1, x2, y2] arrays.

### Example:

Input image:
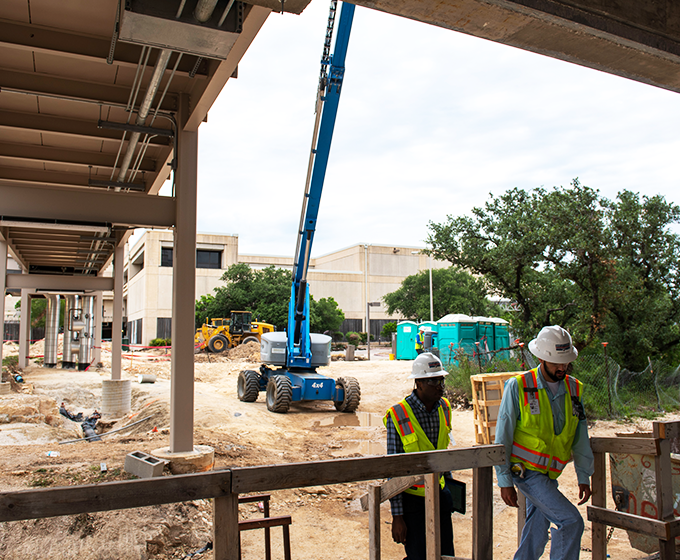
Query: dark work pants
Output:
[[402, 488, 455, 560]]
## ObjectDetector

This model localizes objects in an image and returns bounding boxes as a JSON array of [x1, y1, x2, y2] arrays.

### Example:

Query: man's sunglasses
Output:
[[423, 378, 445, 387]]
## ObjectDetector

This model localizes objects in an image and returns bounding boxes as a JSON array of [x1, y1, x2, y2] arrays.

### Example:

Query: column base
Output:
[[151, 445, 215, 474], [101, 379, 132, 417]]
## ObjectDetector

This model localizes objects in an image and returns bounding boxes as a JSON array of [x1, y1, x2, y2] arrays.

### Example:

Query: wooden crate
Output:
[[471, 372, 522, 445]]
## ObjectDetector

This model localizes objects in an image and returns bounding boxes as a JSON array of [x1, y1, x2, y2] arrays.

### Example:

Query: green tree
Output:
[[310, 297, 345, 333], [381, 321, 397, 339], [382, 267, 501, 321], [195, 264, 347, 333], [427, 180, 680, 369]]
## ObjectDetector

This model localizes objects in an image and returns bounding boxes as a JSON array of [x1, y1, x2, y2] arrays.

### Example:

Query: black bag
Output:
[[444, 478, 466, 515]]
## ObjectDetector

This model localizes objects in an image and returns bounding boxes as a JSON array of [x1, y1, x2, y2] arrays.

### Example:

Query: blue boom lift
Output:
[[237, 0, 361, 413]]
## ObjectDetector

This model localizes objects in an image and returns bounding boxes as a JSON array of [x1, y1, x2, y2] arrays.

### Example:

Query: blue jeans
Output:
[[513, 470, 584, 560]]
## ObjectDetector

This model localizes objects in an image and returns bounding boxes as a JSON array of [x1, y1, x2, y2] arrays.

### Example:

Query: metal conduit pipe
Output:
[[62, 296, 76, 369], [78, 296, 94, 371], [194, 0, 219, 22], [117, 48, 173, 185], [44, 294, 61, 368]]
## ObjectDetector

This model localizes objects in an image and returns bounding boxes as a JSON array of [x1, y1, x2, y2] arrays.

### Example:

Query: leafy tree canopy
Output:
[[195, 263, 345, 334], [426, 180, 680, 369], [382, 267, 502, 321]]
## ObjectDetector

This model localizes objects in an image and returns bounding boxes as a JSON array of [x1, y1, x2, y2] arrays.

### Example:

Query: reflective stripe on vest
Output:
[[384, 397, 452, 496], [510, 368, 582, 479]]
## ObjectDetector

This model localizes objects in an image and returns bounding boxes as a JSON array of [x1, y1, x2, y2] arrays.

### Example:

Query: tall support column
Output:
[[18, 289, 30, 368], [112, 240, 124, 380], [0, 237, 6, 367], [93, 291, 103, 365], [171, 94, 198, 453]]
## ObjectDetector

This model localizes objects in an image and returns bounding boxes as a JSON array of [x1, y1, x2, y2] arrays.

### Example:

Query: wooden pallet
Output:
[[471, 372, 521, 445]]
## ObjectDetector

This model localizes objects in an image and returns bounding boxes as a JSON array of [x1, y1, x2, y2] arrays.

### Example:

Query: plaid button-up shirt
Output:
[[385, 390, 446, 516]]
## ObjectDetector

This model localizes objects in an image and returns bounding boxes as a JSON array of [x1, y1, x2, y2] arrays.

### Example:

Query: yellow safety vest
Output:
[[510, 368, 583, 479], [384, 396, 452, 496], [415, 332, 424, 350]]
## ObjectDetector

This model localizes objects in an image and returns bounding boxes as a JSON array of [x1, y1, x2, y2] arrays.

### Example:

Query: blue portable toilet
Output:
[[396, 321, 418, 360], [474, 316, 495, 353], [436, 314, 476, 365], [489, 317, 511, 359]]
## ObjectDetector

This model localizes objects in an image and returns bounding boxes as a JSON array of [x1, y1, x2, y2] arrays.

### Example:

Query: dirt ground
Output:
[[0, 340, 669, 559]]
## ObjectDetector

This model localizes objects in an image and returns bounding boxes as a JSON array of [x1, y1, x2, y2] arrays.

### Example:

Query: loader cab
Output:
[[230, 311, 252, 335]]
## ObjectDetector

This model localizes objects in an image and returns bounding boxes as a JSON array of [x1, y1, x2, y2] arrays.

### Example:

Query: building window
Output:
[[161, 247, 173, 267], [157, 318, 172, 340], [196, 249, 221, 269]]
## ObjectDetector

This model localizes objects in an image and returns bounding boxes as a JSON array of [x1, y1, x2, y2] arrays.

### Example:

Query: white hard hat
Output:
[[409, 352, 444, 379], [528, 325, 578, 364]]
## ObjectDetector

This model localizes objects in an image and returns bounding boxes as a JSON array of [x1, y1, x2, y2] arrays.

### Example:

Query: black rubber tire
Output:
[[266, 375, 293, 413], [242, 336, 260, 345], [208, 334, 228, 353], [334, 376, 361, 412], [237, 370, 260, 402]]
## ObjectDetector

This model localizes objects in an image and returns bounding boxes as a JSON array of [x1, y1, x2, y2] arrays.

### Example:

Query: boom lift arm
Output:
[[288, 0, 355, 368]]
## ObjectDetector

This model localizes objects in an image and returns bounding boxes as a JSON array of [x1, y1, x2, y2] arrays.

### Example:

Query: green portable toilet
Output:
[[489, 317, 511, 360], [437, 314, 476, 365], [396, 321, 418, 360], [474, 316, 495, 354]]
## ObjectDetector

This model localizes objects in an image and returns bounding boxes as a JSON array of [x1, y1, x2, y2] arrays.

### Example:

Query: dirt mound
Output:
[[227, 340, 260, 361], [0, 394, 62, 427]]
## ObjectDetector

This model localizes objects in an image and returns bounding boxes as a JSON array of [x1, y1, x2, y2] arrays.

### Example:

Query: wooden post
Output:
[[591, 450, 607, 560], [424, 473, 441, 560], [264, 499, 271, 560], [368, 484, 381, 560], [653, 422, 675, 560], [517, 491, 526, 546], [473, 466, 493, 560], [214, 492, 240, 560]]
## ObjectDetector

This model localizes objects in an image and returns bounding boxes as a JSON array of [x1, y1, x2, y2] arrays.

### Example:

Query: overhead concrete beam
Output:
[[6, 274, 114, 291], [0, 185, 176, 228], [352, 0, 680, 94]]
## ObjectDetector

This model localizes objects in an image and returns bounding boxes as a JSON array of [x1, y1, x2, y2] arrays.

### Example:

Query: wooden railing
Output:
[[0, 445, 505, 560], [588, 420, 680, 560]]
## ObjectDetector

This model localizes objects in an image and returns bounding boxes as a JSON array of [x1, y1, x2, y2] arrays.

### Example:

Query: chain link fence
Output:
[[444, 345, 680, 420]]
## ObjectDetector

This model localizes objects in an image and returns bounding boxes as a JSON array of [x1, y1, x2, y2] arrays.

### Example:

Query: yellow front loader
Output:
[[194, 311, 275, 353]]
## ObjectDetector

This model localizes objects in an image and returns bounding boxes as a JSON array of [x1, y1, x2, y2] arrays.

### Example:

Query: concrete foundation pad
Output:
[[151, 444, 215, 474]]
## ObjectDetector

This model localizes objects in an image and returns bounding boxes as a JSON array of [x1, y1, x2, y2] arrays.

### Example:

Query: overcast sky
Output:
[[185, 0, 680, 258]]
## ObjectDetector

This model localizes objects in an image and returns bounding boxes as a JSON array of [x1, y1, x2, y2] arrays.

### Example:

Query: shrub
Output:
[[345, 332, 362, 347], [149, 338, 171, 347], [381, 322, 397, 339]]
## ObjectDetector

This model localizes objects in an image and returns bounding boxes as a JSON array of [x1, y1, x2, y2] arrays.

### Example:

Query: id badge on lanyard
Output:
[[525, 388, 540, 415]]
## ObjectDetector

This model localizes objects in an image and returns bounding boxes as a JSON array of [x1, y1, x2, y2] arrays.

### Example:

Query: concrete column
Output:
[[171, 96, 198, 453], [18, 289, 29, 368], [112, 241, 124, 380], [93, 291, 102, 364], [0, 237, 6, 367]]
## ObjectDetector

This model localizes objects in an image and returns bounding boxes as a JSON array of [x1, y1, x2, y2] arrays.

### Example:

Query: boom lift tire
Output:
[[242, 336, 260, 345], [237, 370, 260, 402], [208, 334, 228, 353], [266, 375, 293, 413], [334, 376, 361, 412]]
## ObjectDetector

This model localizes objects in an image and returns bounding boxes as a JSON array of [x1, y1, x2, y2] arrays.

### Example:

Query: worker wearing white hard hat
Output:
[[414, 326, 428, 355], [494, 326, 594, 560], [383, 352, 456, 559]]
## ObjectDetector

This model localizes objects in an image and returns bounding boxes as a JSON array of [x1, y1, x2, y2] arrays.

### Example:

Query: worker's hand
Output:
[[577, 483, 591, 505], [392, 515, 407, 544], [500, 486, 518, 508]]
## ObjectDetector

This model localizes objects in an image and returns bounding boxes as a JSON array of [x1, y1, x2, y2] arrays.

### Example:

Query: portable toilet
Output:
[[437, 314, 476, 365], [396, 321, 418, 360], [489, 317, 511, 360], [474, 316, 495, 354]]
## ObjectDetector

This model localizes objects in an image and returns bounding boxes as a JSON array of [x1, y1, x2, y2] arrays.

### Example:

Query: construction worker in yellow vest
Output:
[[415, 326, 426, 355], [495, 325, 594, 560], [384, 352, 455, 560]]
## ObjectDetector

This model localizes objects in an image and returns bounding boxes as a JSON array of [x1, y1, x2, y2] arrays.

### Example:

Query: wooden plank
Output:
[[653, 423, 675, 560], [359, 475, 423, 511], [214, 492, 239, 560], [232, 446, 505, 494], [517, 492, 526, 546], [587, 506, 671, 539], [425, 473, 440, 560], [472, 466, 493, 560], [368, 485, 381, 560], [238, 493, 271, 504], [657, 421, 680, 440], [0, 469, 231, 522], [589, 437, 658, 455], [238, 515, 292, 531], [591, 450, 607, 560]]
